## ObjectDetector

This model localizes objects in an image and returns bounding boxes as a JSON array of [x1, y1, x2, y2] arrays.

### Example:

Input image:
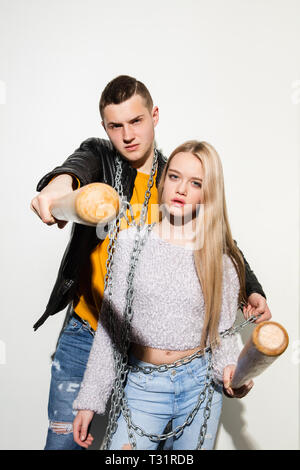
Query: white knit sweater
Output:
[[73, 225, 241, 414]]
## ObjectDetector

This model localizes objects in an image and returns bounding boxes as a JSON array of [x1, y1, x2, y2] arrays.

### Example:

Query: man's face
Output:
[[102, 94, 159, 166]]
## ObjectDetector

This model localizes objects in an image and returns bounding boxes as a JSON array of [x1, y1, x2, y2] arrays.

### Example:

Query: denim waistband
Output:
[[71, 311, 95, 336]]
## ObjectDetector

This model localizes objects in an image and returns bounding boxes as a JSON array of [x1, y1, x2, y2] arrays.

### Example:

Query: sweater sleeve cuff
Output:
[[212, 359, 238, 384], [73, 396, 106, 416]]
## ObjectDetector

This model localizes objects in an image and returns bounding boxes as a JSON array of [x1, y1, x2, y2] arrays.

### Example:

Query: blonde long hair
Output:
[[157, 141, 247, 349]]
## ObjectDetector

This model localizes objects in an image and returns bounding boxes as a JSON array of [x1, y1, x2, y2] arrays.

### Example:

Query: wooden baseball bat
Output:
[[230, 321, 289, 389], [50, 182, 121, 226]]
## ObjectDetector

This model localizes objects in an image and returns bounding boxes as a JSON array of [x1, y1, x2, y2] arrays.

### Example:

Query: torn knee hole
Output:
[[49, 421, 73, 435], [122, 443, 132, 450]]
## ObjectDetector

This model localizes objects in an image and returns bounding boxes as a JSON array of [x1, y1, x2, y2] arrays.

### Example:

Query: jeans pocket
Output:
[[62, 318, 83, 336], [127, 370, 148, 390], [190, 366, 207, 387]]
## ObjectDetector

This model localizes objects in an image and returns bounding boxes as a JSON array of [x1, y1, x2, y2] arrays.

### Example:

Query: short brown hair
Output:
[[99, 75, 153, 119]]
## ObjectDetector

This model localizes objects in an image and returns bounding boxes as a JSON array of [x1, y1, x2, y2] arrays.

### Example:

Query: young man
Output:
[[30, 75, 271, 450]]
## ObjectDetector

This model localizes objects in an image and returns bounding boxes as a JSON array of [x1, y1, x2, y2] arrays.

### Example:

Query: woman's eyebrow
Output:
[[168, 168, 203, 182]]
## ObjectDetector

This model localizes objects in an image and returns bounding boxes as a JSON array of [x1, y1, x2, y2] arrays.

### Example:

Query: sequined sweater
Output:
[[73, 225, 241, 415]]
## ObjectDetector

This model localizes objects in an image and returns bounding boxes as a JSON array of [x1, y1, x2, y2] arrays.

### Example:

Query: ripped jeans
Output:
[[44, 314, 95, 450]]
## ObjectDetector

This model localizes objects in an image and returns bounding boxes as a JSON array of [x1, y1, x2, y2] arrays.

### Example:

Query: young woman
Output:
[[72, 140, 254, 450]]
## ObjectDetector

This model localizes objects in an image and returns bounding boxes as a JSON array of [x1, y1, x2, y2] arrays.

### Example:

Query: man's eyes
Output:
[[109, 119, 141, 129]]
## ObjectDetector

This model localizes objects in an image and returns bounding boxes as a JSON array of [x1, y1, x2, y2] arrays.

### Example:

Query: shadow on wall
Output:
[[218, 397, 259, 450]]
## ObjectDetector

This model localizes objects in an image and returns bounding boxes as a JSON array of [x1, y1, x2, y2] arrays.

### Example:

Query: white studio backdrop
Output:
[[0, 0, 299, 450]]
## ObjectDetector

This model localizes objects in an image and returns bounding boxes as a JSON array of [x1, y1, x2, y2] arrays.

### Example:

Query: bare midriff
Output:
[[130, 342, 202, 365]]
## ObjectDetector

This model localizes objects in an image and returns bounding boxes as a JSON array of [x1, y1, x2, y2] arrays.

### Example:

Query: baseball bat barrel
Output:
[[230, 321, 289, 389], [50, 183, 121, 227]]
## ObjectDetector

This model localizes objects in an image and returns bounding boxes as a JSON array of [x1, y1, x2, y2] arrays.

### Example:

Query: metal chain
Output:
[[100, 155, 127, 448], [103, 173, 157, 449], [103, 212, 260, 449], [100, 149, 260, 450], [101, 150, 158, 450]]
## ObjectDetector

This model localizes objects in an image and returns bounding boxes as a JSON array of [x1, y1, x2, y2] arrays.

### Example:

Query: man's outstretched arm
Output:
[[30, 138, 106, 228]]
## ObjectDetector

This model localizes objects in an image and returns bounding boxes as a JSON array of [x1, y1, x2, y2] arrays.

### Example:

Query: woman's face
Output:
[[161, 151, 204, 219]]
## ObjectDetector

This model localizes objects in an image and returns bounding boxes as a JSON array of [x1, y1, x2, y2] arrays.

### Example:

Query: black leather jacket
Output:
[[33, 138, 265, 330]]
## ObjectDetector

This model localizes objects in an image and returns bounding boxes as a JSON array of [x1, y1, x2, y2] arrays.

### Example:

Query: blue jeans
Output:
[[44, 315, 95, 450], [109, 352, 223, 450]]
